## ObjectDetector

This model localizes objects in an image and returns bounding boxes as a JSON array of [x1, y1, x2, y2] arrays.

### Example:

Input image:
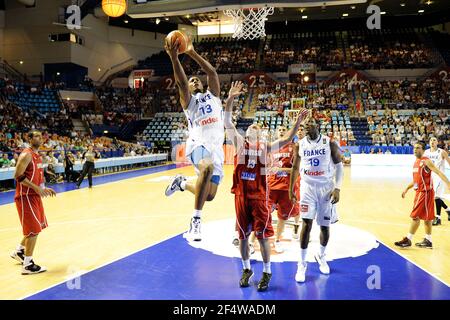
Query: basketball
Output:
[[166, 30, 188, 54]]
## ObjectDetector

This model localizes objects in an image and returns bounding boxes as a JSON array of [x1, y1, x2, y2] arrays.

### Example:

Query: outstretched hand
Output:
[[228, 81, 245, 99], [164, 38, 181, 59]]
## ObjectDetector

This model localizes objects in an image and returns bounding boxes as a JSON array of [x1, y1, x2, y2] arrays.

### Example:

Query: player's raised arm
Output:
[[330, 140, 343, 204], [425, 159, 450, 190], [185, 38, 220, 97], [442, 149, 450, 167], [289, 143, 300, 204], [165, 39, 190, 109], [268, 109, 309, 153], [224, 81, 245, 151]]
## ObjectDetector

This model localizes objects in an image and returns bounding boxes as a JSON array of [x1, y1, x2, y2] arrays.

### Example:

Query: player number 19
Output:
[[308, 158, 320, 167]]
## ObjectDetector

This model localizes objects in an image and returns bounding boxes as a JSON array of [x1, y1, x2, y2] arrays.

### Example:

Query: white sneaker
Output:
[[249, 243, 255, 255], [10, 250, 25, 264], [274, 241, 284, 253], [164, 174, 185, 196], [187, 217, 201, 241], [22, 261, 47, 275], [295, 262, 307, 283], [315, 253, 330, 275]]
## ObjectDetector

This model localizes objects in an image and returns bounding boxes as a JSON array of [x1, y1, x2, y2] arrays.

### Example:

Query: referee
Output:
[[76, 145, 99, 189]]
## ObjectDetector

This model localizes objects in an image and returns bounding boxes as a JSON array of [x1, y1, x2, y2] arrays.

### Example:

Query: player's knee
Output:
[[206, 193, 216, 201], [198, 159, 213, 175]]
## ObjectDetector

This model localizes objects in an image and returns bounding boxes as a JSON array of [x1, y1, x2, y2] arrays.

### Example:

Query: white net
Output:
[[223, 7, 274, 40]]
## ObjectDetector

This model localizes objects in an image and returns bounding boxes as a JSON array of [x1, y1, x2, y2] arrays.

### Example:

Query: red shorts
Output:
[[410, 190, 435, 221], [235, 196, 274, 240], [15, 195, 48, 236], [269, 189, 299, 220]]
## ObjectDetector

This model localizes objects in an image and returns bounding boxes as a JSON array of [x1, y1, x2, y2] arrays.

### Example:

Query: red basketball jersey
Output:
[[413, 157, 433, 192], [231, 141, 268, 200], [268, 143, 295, 190], [15, 148, 44, 198]]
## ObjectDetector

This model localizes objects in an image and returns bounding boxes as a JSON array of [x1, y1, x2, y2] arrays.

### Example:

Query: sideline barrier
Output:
[[0, 154, 168, 181]]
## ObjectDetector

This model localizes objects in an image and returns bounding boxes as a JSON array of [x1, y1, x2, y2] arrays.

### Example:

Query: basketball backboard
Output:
[[127, 0, 368, 18]]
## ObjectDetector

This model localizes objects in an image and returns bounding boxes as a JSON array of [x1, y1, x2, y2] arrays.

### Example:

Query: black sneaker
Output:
[[257, 272, 272, 292], [432, 217, 441, 226], [446, 209, 450, 221], [10, 249, 25, 264], [415, 238, 433, 249], [394, 237, 412, 248], [22, 261, 47, 275], [239, 269, 253, 288]]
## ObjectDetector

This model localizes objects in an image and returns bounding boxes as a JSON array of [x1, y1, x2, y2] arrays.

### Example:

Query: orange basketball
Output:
[[166, 30, 188, 54]]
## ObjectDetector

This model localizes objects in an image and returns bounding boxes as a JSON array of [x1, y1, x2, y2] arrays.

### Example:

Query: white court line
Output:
[[19, 231, 183, 300], [0, 214, 188, 233], [376, 238, 450, 288], [344, 218, 450, 287]]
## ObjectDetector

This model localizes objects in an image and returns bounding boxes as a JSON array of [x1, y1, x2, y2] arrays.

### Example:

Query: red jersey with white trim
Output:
[[268, 143, 294, 190], [15, 148, 44, 198], [231, 141, 268, 200], [413, 157, 433, 192]]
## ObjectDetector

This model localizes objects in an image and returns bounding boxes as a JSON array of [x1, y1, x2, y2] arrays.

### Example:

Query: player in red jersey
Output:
[[10, 130, 56, 275], [395, 141, 450, 249], [268, 125, 305, 253], [224, 81, 309, 291]]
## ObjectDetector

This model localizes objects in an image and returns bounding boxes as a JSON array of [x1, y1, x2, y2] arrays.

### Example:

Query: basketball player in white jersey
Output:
[[164, 36, 224, 241], [424, 137, 450, 225], [289, 117, 344, 283]]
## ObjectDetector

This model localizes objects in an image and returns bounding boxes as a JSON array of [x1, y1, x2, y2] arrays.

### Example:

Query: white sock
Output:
[[299, 248, 307, 264], [242, 259, 251, 270], [319, 245, 326, 256], [180, 180, 187, 191], [16, 244, 25, 252], [407, 233, 413, 240], [192, 210, 202, 218], [24, 256, 33, 266], [263, 262, 271, 274], [425, 234, 432, 242]]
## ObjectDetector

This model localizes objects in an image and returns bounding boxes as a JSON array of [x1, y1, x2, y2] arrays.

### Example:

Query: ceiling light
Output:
[[155, 18, 160, 24], [418, 9, 424, 13], [124, 20, 128, 23], [351, 6, 356, 9], [380, 12, 386, 15], [342, 13, 349, 17], [302, 15, 308, 19], [19, 61, 24, 64], [165, 17, 169, 21]]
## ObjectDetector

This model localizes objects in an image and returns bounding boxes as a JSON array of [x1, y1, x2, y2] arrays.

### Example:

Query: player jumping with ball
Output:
[[164, 34, 224, 242], [289, 117, 344, 283]]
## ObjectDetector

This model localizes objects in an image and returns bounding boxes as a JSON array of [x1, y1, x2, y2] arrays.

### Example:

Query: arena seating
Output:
[[6, 83, 61, 113], [141, 113, 187, 143]]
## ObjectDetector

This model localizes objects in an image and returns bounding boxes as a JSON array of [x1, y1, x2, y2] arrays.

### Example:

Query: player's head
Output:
[[414, 141, 426, 158], [188, 76, 203, 94], [276, 126, 287, 139], [305, 117, 319, 138], [246, 123, 262, 142], [297, 125, 306, 140], [88, 145, 94, 151], [429, 137, 438, 149], [28, 130, 42, 149]]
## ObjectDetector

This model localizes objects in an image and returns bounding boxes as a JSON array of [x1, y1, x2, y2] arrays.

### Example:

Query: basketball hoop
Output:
[[223, 7, 274, 40]]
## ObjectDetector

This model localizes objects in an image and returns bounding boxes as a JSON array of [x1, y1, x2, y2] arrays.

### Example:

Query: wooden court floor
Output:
[[0, 165, 448, 299]]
